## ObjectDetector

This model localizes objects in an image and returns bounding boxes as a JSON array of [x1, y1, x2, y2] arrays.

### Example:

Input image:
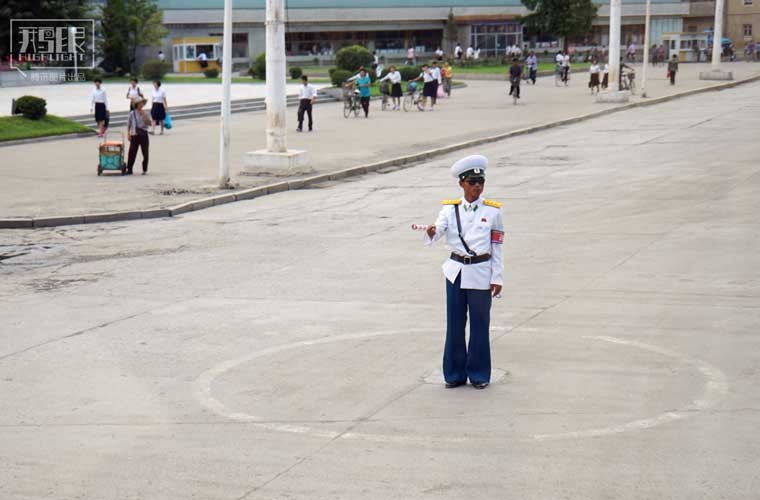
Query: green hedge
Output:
[[289, 67, 303, 79], [398, 65, 421, 82], [335, 45, 374, 72], [204, 68, 219, 78], [141, 59, 171, 80], [249, 52, 266, 80], [14, 96, 47, 120], [330, 69, 353, 87]]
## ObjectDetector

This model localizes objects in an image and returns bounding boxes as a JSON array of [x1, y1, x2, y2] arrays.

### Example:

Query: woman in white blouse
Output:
[[588, 59, 601, 94], [90, 79, 108, 137], [150, 80, 169, 135], [378, 65, 402, 110]]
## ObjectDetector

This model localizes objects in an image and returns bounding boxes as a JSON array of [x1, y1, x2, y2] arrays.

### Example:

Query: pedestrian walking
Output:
[[455, 42, 463, 60], [126, 98, 150, 175], [602, 62, 609, 89], [561, 51, 571, 85], [355, 68, 372, 118], [407, 46, 415, 65], [435, 47, 444, 61], [378, 65, 402, 109], [410, 64, 436, 111], [508, 58, 522, 101], [525, 51, 538, 84], [442, 61, 453, 96], [667, 55, 679, 85], [466, 45, 475, 60], [430, 61, 442, 106], [150, 80, 168, 135], [588, 59, 601, 94], [157, 50, 165, 62], [423, 155, 504, 390], [627, 42, 637, 62], [90, 79, 108, 137], [126, 78, 144, 111], [296, 75, 317, 131]]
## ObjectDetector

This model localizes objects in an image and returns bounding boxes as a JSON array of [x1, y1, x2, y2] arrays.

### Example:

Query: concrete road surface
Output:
[[1, 81, 759, 499]]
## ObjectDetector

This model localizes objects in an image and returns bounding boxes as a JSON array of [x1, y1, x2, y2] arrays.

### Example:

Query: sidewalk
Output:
[[0, 81, 329, 117], [2, 62, 759, 221]]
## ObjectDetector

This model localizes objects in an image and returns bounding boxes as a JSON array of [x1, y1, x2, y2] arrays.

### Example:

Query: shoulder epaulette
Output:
[[484, 199, 502, 209], [441, 199, 461, 205]]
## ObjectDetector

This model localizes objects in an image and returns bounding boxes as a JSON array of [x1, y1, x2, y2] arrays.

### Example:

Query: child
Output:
[[667, 55, 679, 85]]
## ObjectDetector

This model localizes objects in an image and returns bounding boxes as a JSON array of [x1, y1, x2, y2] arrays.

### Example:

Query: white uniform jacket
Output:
[[424, 197, 504, 290]]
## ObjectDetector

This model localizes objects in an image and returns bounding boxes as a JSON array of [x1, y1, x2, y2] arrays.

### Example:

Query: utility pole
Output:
[[218, 0, 233, 187], [641, 0, 651, 97]]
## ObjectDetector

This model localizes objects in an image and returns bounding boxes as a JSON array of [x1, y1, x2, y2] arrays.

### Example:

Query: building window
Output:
[[687, 25, 698, 33], [744, 0, 752, 5], [232, 33, 248, 58], [470, 23, 523, 58], [744, 24, 753, 36]]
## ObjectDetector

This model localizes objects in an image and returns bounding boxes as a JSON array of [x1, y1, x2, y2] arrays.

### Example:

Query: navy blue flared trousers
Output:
[[443, 274, 492, 384]]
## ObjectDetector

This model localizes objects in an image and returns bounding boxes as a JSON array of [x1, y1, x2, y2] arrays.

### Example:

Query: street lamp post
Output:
[[218, 0, 233, 188]]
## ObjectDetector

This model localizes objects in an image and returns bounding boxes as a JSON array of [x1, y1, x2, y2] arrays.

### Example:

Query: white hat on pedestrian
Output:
[[451, 155, 488, 180]]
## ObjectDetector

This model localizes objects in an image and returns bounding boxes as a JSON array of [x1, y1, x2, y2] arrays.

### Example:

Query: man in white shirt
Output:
[[296, 75, 317, 132], [430, 61, 442, 106], [197, 52, 208, 69], [435, 47, 444, 60], [423, 155, 504, 389], [466, 45, 475, 59], [455, 43, 463, 60]]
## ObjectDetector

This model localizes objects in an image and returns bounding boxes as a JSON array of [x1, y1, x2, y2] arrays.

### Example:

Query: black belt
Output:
[[450, 253, 490, 265]]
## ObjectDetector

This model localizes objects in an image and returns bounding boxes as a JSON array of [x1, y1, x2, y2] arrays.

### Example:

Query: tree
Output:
[[444, 9, 459, 56], [520, 0, 598, 52], [100, 0, 167, 75], [0, 0, 91, 61], [335, 45, 374, 72]]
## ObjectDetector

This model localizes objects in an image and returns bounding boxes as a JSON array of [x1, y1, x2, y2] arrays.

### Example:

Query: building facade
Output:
[[155, 0, 706, 68], [726, 0, 760, 50]]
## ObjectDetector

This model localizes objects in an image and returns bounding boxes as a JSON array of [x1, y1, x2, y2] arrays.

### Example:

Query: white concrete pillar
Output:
[[265, 0, 287, 153], [711, 0, 725, 68], [218, 0, 232, 187], [241, 0, 311, 175], [641, 0, 652, 97], [608, 0, 622, 92]]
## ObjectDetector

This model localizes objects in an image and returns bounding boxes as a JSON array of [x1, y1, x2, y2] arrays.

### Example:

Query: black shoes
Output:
[[472, 382, 489, 390], [445, 380, 466, 389]]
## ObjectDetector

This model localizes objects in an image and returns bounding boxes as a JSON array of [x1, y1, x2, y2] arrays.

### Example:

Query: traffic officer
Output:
[[424, 155, 504, 389]]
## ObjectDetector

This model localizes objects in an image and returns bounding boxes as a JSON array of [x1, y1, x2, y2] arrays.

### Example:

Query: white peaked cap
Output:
[[450, 155, 488, 179]]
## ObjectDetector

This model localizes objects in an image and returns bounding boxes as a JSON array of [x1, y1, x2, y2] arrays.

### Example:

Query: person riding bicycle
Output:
[[508, 58, 522, 100], [619, 58, 633, 89]]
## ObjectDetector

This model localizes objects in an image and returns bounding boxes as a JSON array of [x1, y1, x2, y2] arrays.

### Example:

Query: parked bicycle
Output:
[[379, 82, 391, 111]]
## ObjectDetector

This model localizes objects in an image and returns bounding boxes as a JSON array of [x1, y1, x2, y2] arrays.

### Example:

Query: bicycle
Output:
[[555, 63, 563, 86], [620, 69, 636, 94], [379, 82, 391, 111], [402, 81, 423, 112], [342, 85, 360, 118]]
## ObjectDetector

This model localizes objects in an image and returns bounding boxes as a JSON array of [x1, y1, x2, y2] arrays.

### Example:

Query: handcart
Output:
[[97, 132, 127, 176]]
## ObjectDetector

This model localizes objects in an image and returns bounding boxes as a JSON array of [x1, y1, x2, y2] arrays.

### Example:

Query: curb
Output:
[[2, 74, 758, 230], [0, 131, 96, 148]]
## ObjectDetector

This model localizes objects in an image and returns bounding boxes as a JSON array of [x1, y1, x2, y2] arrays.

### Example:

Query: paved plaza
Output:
[[2, 62, 759, 219], [1, 77, 759, 499]]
